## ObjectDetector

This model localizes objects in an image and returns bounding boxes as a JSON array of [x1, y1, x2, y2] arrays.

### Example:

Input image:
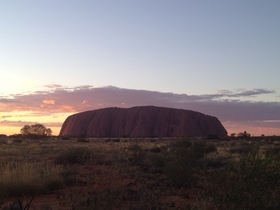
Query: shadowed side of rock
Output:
[[59, 106, 228, 138]]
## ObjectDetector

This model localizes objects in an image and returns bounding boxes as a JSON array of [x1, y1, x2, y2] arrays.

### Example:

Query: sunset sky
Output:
[[1, 0, 280, 136]]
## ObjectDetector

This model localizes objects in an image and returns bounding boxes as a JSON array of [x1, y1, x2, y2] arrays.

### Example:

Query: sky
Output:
[[0, 0, 280, 136]]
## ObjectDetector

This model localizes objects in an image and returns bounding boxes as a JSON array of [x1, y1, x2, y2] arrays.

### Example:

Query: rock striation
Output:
[[59, 106, 227, 138]]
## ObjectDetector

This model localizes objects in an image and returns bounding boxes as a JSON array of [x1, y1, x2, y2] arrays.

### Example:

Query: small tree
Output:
[[238, 131, 251, 138], [230, 133, 236, 138], [20, 124, 52, 136]]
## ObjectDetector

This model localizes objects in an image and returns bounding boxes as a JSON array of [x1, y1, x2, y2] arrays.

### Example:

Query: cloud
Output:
[[0, 86, 279, 120], [44, 84, 64, 89], [0, 120, 62, 127], [232, 89, 275, 97], [209, 89, 275, 99], [1, 115, 12, 119], [0, 85, 279, 135], [43, 100, 55, 105], [0, 98, 19, 103]]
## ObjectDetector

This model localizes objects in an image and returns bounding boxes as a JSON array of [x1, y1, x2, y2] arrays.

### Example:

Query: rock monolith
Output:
[[59, 106, 227, 138]]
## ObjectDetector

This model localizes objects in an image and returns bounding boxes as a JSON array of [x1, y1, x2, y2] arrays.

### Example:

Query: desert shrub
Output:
[[0, 139, 8, 145], [104, 138, 121, 142], [61, 136, 71, 140], [55, 147, 94, 165], [112, 138, 120, 142], [77, 138, 90, 143], [199, 155, 227, 169], [192, 142, 217, 158], [67, 188, 122, 210], [207, 134, 220, 139], [2, 196, 35, 210], [0, 161, 64, 197], [164, 140, 217, 188], [199, 149, 280, 209], [170, 139, 192, 149], [60, 169, 80, 187], [228, 145, 252, 154], [164, 161, 194, 188], [266, 147, 280, 156], [128, 144, 146, 165], [126, 188, 174, 210], [22, 134, 50, 140], [150, 146, 161, 153], [167, 140, 216, 163], [149, 153, 166, 168], [105, 138, 111, 142], [13, 139, 23, 144], [8, 134, 23, 138], [68, 188, 170, 210]]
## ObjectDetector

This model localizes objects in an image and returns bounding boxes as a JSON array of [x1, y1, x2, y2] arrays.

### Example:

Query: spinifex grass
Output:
[[199, 148, 280, 210], [0, 160, 64, 197]]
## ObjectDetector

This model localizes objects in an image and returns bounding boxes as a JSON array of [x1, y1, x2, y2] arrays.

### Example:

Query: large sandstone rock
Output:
[[59, 106, 227, 138]]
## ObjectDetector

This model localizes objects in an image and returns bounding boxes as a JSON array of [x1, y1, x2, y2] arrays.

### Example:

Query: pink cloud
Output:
[[0, 120, 62, 128], [1, 85, 279, 136]]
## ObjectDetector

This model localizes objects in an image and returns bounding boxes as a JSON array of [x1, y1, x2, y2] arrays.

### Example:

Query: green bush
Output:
[[200, 149, 280, 209]]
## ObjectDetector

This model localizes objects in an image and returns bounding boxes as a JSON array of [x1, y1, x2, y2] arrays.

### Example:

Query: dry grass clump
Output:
[[0, 161, 64, 197], [54, 147, 94, 165], [198, 148, 280, 210], [163, 140, 217, 188]]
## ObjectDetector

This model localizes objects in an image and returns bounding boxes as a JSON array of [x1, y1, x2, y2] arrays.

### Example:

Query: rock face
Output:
[[59, 106, 227, 138]]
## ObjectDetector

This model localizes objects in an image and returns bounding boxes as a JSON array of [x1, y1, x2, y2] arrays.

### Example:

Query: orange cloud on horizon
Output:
[[0, 126, 62, 136], [43, 100, 55, 105], [223, 121, 280, 136], [1, 121, 279, 137]]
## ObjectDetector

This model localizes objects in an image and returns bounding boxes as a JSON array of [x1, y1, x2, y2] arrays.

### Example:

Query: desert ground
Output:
[[1, 136, 280, 210]]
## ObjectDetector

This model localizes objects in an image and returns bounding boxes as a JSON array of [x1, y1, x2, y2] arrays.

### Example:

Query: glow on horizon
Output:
[[1, 116, 279, 137], [0, 126, 62, 136], [0, 110, 72, 136], [1, 1, 280, 136], [0, 85, 279, 137]]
